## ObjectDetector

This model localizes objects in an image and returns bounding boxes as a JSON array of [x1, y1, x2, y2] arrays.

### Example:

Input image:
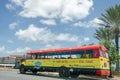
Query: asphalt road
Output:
[[0, 69, 100, 80]]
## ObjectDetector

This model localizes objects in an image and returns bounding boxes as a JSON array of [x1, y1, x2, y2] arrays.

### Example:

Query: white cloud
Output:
[[7, 39, 14, 43], [84, 37, 90, 41], [0, 46, 5, 52], [6, 47, 31, 54], [56, 33, 78, 42], [11, 0, 93, 23], [44, 44, 61, 49], [6, 3, 15, 10], [18, 0, 62, 18], [90, 18, 103, 26], [60, 0, 93, 23], [9, 22, 18, 30], [11, 0, 25, 6], [74, 18, 103, 28], [15, 24, 54, 43], [15, 24, 79, 43], [40, 19, 56, 25]]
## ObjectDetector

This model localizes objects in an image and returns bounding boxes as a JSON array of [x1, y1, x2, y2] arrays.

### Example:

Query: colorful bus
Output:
[[20, 44, 110, 78]]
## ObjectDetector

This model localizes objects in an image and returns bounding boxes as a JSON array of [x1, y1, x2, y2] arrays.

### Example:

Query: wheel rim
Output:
[[59, 67, 69, 77], [62, 70, 65, 76]]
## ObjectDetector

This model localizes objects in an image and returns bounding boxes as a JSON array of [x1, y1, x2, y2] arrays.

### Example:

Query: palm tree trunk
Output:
[[115, 33, 120, 71]]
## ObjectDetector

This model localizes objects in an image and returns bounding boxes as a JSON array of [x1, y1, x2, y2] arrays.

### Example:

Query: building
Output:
[[0, 55, 23, 64]]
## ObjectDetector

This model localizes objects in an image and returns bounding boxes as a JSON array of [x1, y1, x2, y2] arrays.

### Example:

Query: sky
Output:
[[0, 0, 120, 57]]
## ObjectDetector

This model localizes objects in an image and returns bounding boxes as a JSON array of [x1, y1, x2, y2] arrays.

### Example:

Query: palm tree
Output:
[[94, 24, 118, 77], [94, 27, 114, 41], [99, 4, 120, 71]]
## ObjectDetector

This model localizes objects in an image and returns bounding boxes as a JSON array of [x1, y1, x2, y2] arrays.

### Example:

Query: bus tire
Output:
[[59, 67, 70, 78], [20, 65, 26, 74]]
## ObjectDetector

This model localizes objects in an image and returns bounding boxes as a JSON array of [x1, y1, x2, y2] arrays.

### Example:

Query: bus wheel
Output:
[[20, 65, 26, 74], [59, 67, 70, 78], [32, 69, 37, 74], [70, 72, 79, 78]]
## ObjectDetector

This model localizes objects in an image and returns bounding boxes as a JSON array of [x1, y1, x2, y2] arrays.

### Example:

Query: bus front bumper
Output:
[[96, 70, 110, 76]]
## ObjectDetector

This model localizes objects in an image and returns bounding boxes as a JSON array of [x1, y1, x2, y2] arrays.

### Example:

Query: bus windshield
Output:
[[100, 50, 109, 58]]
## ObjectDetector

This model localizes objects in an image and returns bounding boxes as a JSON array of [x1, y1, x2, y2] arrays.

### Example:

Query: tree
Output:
[[99, 41, 119, 64], [94, 27, 114, 41], [99, 40, 119, 77], [99, 4, 120, 71]]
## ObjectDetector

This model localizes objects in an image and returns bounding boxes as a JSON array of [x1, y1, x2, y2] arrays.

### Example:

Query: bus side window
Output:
[[71, 50, 84, 58], [92, 50, 98, 58], [51, 52, 59, 59], [37, 54, 43, 59], [86, 50, 93, 58], [59, 52, 70, 59], [39, 54, 46, 59], [26, 54, 32, 59], [53, 55, 57, 59], [32, 54, 37, 59], [47, 54, 53, 59]]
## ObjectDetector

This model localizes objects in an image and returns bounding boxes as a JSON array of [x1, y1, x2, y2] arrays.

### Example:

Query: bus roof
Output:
[[27, 44, 107, 54]]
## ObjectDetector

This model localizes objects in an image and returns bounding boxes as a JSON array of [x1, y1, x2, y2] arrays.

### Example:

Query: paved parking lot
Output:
[[0, 68, 119, 80]]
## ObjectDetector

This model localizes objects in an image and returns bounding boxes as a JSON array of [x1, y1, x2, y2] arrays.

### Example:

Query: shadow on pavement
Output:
[[18, 72, 64, 79], [65, 77, 98, 80], [18, 72, 99, 80]]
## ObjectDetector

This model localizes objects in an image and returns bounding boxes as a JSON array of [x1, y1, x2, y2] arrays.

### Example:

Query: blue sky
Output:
[[0, 0, 120, 57]]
